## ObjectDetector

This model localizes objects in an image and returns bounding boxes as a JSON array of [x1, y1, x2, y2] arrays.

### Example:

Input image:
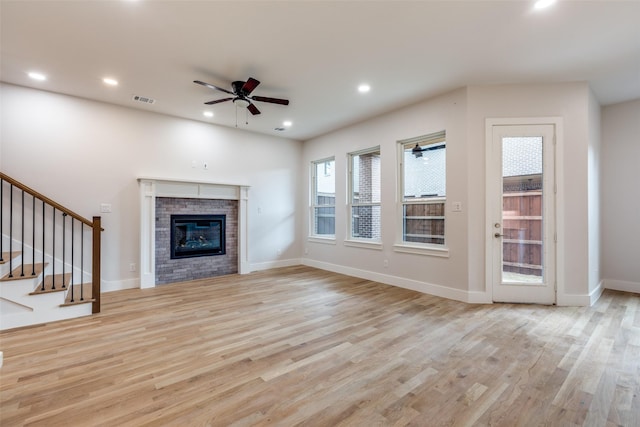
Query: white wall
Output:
[[1, 83, 303, 289], [302, 82, 596, 304], [467, 82, 592, 304], [302, 88, 472, 302], [601, 99, 640, 293], [587, 89, 602, 298]]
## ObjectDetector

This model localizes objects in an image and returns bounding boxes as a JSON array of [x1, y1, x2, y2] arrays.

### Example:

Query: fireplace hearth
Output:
[[171, 214, 225, 259]]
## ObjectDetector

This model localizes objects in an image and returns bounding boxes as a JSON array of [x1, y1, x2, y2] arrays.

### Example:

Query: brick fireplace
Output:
[[138, 178, 249, 288], [155, 198, 237, 284]]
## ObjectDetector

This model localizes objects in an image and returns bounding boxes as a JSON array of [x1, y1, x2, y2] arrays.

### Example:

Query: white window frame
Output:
[[346, 146, 382, 250], [310, 157, 336, 241], [395, 131, 449, 258]]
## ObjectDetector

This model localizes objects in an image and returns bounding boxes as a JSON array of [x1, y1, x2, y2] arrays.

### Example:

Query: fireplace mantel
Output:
[[138, 177, 250, 288]]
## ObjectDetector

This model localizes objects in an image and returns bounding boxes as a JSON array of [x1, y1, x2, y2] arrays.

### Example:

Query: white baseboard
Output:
[[250, 258, 302, 272], [302, 258, 484, 304], [102, 278, 140, 293], [604, 279, 640, 294], [556, 282, 603, 307]]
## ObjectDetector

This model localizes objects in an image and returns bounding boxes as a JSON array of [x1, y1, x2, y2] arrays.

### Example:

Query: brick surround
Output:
[[155, 197, 238, 284]]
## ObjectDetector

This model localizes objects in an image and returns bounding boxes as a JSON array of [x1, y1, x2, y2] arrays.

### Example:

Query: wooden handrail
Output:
[[1, 172, 102, 314], [0, 172, 95, 228]]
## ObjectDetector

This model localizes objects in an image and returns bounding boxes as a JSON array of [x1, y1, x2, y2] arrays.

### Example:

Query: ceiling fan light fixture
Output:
[[233, 98, 251, 109]]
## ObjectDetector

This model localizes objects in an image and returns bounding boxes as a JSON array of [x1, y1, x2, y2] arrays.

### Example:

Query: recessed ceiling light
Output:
[[103, 78, 118, 86], [358, 84, 371, 93], [283, 120, 292, 127], [534, 0, 556, 10], [28, 72, 47, 81], [203, 111, 214, 118]]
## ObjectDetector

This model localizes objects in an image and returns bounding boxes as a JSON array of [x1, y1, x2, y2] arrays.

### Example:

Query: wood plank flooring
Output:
[[1, 266, 639, 426]]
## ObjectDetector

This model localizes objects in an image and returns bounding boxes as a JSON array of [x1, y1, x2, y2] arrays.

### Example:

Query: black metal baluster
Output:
[[71, 218, 75, 300], [41, 201, 45, 291], [32, 194, 36, 276], [62, 213, 67, 289], [9, 184, 13, 278], [80, 224, 84, 301], [51, 208, 55, 289], [20, 189, 24, 276]]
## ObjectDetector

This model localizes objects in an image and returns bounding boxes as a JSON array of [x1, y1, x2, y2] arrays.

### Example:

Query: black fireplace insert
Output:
[[170, 214, 225, 259]]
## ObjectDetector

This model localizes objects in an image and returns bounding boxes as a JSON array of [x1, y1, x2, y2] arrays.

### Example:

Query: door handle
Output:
[[494, 232, 504, 238]]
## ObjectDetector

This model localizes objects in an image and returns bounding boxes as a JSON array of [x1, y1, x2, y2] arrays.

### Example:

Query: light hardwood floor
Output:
[[1, 266, 639, 426]]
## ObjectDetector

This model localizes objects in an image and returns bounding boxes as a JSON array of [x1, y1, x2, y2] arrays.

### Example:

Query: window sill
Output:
[[344, 239, 383, 250], [308, 236, 337, 245], [393, 243, 450, 258]]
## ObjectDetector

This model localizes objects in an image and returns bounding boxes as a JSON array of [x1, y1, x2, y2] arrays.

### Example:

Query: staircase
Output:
[[0, 172, 102, 330]]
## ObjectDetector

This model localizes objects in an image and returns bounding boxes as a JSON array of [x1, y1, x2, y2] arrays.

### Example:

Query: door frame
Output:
[[485, 117, 565, 304]]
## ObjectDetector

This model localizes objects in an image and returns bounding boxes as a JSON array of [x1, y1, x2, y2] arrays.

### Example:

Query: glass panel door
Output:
[[501, 136, 544, 284], [490, 124, 555, 304]]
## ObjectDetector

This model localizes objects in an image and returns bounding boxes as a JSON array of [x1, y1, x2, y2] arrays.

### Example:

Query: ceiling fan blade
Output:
[[194, 80, 235, 95], [204, 97, 233, 105], [241, 78, 260, 95], [251, 95, 289, 106], [247, 103, 261, 115]]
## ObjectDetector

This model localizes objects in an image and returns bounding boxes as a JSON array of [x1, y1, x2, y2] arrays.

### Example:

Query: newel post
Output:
[[92, 216, 102, 313]]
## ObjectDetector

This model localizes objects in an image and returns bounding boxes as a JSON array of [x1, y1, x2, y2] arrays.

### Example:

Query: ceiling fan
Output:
[[193, 77, 289, 115]]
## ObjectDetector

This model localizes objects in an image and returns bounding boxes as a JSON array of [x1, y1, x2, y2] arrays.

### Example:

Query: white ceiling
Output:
[[1, 0, 639, 141]]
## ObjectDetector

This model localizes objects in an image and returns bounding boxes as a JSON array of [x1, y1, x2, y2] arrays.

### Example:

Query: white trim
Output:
[[556, 284, 603, 307], [343, 240, 383, 250], [138, 178, 250, 288], [101, 278, 140, 293], [396, 132, 448, 252], [485, 117, 567, 304], [307, 236, 336, 245], [310, 157, 336, 238], [302, 258, 483, 304], [604, 279, 640, 294], [393, 243, 449, 258], [250, 258, 302, 272], [347, 146, 381, 241], [590, 280, 605, 305]]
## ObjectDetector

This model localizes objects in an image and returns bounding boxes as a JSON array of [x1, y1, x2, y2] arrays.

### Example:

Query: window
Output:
[[399, 131, 446, 246], [348, 147, 381, 241], [311, 158, 335, 237]]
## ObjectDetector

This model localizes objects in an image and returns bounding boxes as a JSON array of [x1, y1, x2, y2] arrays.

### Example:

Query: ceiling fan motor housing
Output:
[[233, 81, 248, 95]]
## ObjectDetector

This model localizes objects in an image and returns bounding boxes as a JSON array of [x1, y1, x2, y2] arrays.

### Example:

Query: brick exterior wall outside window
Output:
[[350, 149, 381, 240]]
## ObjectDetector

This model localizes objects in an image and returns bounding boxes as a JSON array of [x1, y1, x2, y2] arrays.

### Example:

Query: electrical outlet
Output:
[[129, 263, 136, 272], [383, 259, 389, 268], [452, 201, 462, 212]]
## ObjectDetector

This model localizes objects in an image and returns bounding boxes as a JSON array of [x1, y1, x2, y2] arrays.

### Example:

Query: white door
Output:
[[489, 124, 556, 304]]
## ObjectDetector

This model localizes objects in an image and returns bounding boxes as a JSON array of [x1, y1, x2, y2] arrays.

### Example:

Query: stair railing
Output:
[[0, 172, 102, 313]]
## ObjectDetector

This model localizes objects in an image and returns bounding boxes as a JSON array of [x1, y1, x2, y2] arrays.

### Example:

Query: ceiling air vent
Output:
[[132, 95, 156, 105]]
